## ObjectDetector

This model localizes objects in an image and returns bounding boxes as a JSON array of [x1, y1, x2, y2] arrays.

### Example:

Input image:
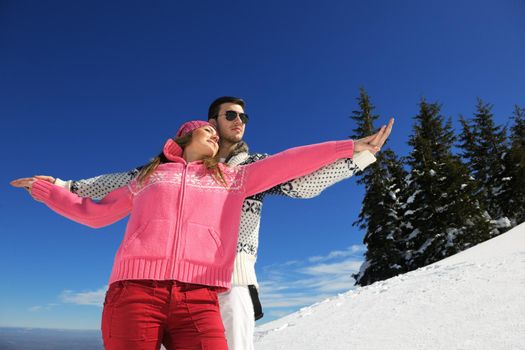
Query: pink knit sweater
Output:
[[32, 140, 354, 290]]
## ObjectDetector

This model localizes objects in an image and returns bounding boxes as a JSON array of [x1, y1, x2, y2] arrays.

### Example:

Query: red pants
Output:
[[101, 280, 228, 350]]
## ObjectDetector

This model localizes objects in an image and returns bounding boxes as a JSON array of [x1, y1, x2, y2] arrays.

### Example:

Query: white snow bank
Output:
[[255, 223, 525, 350]]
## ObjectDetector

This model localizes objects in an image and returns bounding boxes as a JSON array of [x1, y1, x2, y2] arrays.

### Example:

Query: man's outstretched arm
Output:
[[266, 151, 376, 199], [256, 117, 393, 199], [54, 168, 141, 200]]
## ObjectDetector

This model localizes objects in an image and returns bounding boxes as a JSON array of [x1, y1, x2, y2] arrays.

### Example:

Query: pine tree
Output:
[[350, 88, 408, 286], [350, 87, 380, 190], [458, 99, 509, 229], [499, 105, 525, 226], [404, 100, 493, 269], [350, 87, 379, 139], [353, 149, 409, 286]]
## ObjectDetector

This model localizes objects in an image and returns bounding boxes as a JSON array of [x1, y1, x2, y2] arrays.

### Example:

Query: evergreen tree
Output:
[[350, 87, 379, 139], [353, 149, 409, 286], [350, 87, 380, 189], [350, 88, 408, 286], [499, 105, 525, 226], [404, 100, 493, 269], [458, 99, 509, 229]]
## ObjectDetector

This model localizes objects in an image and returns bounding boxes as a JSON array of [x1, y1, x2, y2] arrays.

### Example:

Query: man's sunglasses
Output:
[[221, 110, 249, 124]]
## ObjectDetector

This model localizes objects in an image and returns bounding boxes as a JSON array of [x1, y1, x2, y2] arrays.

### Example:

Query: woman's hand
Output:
[[10, 175, 56, 201], [354, 118, 394, 155]]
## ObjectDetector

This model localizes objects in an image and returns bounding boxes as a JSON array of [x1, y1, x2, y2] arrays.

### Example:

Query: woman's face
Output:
[[186, 125, 220, 158]]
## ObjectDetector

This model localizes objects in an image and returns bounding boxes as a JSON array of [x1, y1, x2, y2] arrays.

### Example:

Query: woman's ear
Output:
[[163, 139, 183, 161]]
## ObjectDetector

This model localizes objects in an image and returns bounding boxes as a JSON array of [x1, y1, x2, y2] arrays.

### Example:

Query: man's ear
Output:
[[209, 118, 218, 128]]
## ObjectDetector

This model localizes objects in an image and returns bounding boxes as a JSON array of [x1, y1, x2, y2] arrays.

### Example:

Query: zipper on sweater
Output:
[[165, 163, 187, 279]]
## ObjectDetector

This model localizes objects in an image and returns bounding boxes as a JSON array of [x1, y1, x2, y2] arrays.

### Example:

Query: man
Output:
[[14, 96, 392, 349]]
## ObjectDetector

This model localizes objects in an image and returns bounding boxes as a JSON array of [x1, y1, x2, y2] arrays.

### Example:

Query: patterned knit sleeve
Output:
[[56, 168, 140, 200], [242, 140, 355, 197], [263, 151, 377, 198]]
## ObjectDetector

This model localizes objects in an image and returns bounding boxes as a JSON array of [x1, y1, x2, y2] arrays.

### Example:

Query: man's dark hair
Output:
[[208, 96, 245, 120]]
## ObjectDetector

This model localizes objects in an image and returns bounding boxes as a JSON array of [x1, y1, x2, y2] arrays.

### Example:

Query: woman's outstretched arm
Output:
[[242, 118, 393, 196], [13, 178, 132, 228]]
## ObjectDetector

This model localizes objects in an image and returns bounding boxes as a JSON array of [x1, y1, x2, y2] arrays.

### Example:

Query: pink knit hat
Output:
[[163, 120, 214, 161], [175, 120, 212, 138]]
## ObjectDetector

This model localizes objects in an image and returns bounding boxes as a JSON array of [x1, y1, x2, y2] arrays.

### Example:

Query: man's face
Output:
[[210, 102, 247, 144]]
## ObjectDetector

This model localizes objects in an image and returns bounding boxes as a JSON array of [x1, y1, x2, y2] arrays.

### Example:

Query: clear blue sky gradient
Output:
[[1, 0, 524, 329]]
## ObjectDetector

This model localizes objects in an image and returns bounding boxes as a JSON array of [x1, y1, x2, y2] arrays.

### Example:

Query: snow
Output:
[[445, 227, 459, 247], [406, 190, 421, 204], [493, 217, 512, 229], [407, 228, 420, 239], [416, 237, 434, 253], [254, 223, 525, 350]]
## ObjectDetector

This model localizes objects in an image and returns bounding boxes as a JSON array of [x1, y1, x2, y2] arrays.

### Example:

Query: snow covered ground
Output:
[[254, 223, 525, 350]]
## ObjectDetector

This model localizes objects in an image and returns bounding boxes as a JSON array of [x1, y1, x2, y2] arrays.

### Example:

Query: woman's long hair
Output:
[[136, 132, 228, 187]]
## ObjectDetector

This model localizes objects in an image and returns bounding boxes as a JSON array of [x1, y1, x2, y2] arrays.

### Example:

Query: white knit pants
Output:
[[218, 285, 255, 350]]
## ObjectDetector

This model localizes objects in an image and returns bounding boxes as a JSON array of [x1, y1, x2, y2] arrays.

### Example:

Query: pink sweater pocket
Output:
[[182, 222, 224, 265], [119, 219, 174, 259]]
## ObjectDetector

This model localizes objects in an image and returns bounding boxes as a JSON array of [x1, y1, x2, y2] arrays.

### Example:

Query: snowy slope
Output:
[[254, 223, 525, 350]]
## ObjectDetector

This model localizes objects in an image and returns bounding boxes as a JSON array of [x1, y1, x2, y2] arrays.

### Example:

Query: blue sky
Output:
[[1, 0, 524, 329]]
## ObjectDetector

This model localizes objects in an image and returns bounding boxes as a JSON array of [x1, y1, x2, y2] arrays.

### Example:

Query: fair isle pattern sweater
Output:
[[56, 149, 376, 286]]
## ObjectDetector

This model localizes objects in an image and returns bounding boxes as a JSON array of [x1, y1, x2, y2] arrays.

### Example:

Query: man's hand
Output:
[[354, 118, 394, 155]]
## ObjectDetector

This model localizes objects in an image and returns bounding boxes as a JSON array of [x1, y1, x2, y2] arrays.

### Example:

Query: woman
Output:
[[13, 120, 382, 350]]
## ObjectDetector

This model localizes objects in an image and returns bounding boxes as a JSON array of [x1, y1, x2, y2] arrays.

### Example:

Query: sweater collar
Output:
[[163, 138, 183, 162]]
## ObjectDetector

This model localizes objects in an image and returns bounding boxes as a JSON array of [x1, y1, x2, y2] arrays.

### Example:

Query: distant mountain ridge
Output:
[[0, 327, 102, 350]]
